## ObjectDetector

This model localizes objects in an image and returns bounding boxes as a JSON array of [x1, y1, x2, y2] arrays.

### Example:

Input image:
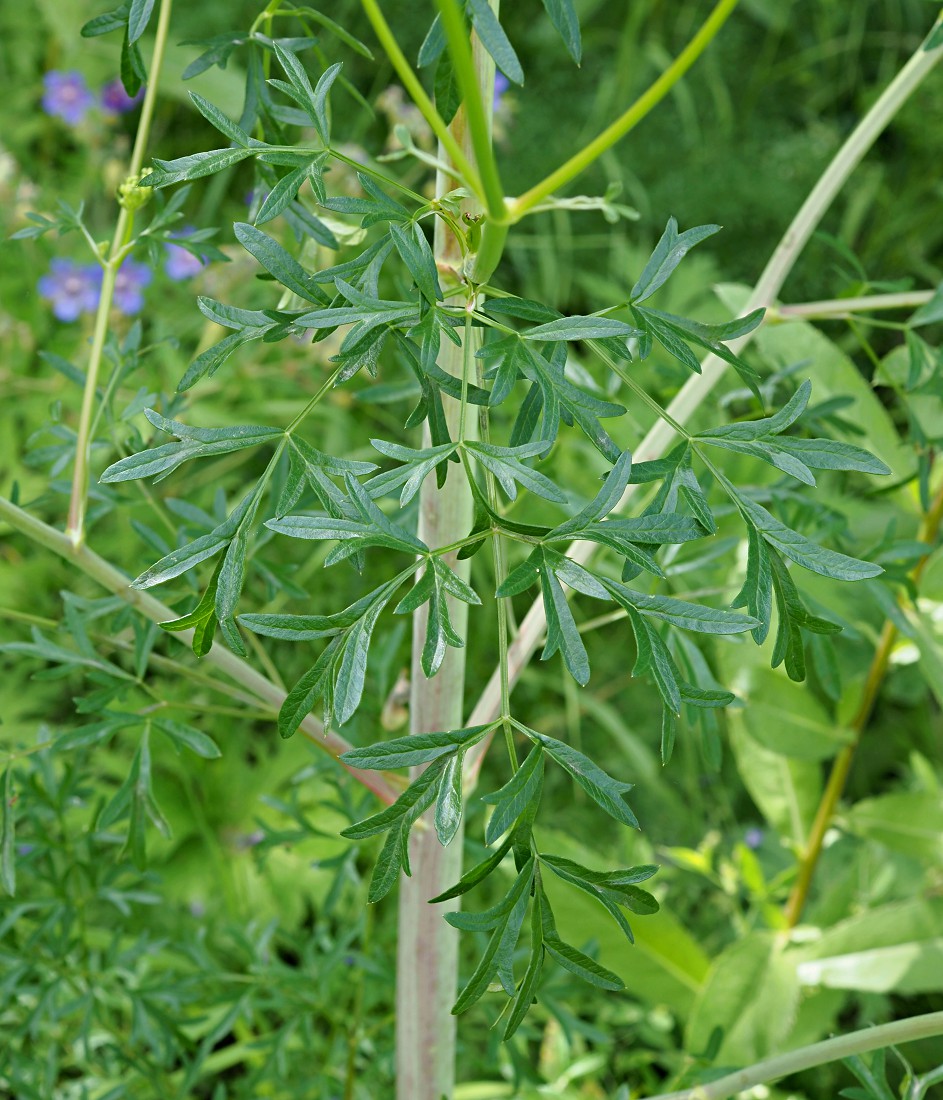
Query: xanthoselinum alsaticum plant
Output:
[[77, 0, 886, 1039], [8, 3, 943, 1098]]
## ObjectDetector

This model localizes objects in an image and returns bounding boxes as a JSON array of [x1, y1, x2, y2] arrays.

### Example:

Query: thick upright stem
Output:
[[394, 18, 495, 1100]]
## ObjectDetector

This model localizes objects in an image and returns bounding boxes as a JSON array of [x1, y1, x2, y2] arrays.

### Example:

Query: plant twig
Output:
[[66, 0, 175, 549], [647, 1010, 943, 1100], [774, 290, 934, 321], [0, 494, 404, 806], [463, 12, 943, 789]]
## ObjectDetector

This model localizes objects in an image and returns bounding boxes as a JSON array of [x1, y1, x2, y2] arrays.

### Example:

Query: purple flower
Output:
[[113, 259, 152, 315], [38, 259, 102, 321], [493, 72, 510, 112], [164, 228, 207, 281], [42, 71, 95, 126], [101, 78, 145, 116], [744, 827, 764, 850]]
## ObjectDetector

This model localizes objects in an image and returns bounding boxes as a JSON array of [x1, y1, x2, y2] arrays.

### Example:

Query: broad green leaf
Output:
[[726, 704, 822, 848], [737, 667, 851, 760], [467, 0, 524, 84], [910, 282, 943, 326], [686, 931, 800, 1064], [797, 939, 943, 995], [526, 729, 638, 828], [341, 724, 491, 770], [845, 792, 943, 861], [631, 218, 721, 303]]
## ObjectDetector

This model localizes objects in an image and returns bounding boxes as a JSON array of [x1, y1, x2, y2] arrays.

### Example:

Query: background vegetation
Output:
[[1, 2, 942, 1097]]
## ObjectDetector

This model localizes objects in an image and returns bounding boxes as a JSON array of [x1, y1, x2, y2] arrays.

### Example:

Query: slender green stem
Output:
[[510, 0, 741, 220], [66, 0, 175, 549], [0, 494, 405, 806], [434, 0, 506, 221], [649, 1011, 943, 1100], [359, 0, 482, 198], [463, 9, 943, 789]]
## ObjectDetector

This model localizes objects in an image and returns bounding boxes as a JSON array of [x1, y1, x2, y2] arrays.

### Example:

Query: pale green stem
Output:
[[66, 0, 175, 549], [394, 12, 495, 1100], [773, 289, 935, 321], [359, 0, 482, 198], [648, 1010, 943, 1100], [0, 494, 404, 806], [510, 0, 741, 220], [463, 11, 943, 786]]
